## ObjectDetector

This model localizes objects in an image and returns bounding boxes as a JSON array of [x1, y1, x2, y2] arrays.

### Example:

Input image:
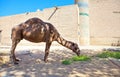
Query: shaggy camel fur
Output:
[[10, 17, 80, 64]]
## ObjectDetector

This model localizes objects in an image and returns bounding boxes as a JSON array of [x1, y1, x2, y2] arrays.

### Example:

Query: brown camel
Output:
[[10, 17, 80, 64]]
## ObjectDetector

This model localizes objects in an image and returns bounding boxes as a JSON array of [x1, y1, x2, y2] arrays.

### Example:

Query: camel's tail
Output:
[[11, 26, 23, 40]]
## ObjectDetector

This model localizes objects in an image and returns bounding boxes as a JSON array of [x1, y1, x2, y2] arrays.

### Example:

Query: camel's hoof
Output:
[[14, 62, 19, 65], [15, 58, 21, 62], [44, 59, 48, 63]]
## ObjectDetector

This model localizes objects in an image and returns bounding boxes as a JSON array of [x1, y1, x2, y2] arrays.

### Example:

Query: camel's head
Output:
[[71, 43, 80, 56]]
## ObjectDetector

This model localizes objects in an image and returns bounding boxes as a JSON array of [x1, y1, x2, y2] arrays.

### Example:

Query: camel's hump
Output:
[[25, 17, 44, 24]]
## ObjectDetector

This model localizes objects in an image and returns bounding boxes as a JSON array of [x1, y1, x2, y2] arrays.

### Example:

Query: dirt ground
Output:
[[0, 46, 120, 77]]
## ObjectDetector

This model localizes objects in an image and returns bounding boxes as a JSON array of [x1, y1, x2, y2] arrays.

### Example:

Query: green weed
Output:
[[62, 59, 73, 65], [97, 51, 120, 59], [62, 55, 91, 65], [72, 55, 91, 61]]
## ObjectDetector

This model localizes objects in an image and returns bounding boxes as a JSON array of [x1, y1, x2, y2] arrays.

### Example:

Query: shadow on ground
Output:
[[0, 49, 120, 77]]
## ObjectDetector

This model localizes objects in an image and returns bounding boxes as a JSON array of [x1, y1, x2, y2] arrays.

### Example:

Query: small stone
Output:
[[0, 56, 10, 64], [36, 59, 41, 64]]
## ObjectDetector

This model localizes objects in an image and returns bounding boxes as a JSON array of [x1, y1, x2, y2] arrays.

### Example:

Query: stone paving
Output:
[[0, 46, 120, 77]]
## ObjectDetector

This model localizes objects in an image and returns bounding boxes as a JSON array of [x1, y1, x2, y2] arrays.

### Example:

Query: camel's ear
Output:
[[50, 30, 54, 34], [72, 43, 78, 47]]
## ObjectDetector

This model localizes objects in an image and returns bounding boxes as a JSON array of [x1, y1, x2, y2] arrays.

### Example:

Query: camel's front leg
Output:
[[44, 42, 52, 62], [10, 40, 20, 64]]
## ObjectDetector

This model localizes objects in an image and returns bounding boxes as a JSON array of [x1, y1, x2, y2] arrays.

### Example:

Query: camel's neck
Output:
[[56, 36, 74, 50]]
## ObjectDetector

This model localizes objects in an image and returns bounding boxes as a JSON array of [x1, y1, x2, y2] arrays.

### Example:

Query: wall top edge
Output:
[[0, 4, 77, 19]]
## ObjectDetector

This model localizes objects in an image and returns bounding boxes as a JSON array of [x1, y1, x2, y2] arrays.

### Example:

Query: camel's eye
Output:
[[72, 43, 75, 46], [75, 47, 77, 50]]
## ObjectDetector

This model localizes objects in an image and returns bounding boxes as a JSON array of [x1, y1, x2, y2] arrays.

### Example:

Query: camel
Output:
[[10, 17, 80, 64]]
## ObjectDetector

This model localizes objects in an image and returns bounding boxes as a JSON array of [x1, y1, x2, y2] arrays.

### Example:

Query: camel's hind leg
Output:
[[10, 27, 22, 64], [10, 39, 21, 64]]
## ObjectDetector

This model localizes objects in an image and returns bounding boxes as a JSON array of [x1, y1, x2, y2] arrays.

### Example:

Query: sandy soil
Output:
[[0, 47, 120, 77]]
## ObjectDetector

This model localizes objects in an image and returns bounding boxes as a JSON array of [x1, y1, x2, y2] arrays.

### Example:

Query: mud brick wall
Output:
[[0, 5, 79, 46], [0, 0, 120, 46], [89, 0, 120, 46]]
